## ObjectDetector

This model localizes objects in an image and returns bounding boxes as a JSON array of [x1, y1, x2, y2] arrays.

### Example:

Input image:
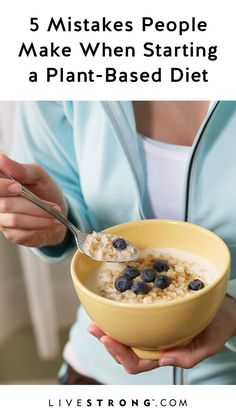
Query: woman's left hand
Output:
[[87, 295, 236, 374]]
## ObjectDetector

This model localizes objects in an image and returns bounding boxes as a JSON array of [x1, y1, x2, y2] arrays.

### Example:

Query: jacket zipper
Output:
[[184, 101, 220, 222]]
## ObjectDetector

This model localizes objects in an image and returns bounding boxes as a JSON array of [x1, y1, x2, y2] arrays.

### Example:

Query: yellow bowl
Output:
[[71, 220, 230, 359]]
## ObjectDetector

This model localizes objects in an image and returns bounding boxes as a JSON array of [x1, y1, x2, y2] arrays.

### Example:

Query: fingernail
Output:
[[8, 183, 21, 193], [159, 358, 175, 366]]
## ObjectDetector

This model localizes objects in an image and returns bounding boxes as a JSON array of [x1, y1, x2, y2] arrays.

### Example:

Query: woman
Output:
[[0, 100, 236, 384]]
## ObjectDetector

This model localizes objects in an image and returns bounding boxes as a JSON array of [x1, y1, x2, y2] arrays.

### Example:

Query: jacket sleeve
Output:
[[225, 279, 236, 352], [11, 101, 93, 262]]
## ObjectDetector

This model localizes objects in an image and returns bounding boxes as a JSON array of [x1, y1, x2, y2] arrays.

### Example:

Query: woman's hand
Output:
[[88, 295, 236, 374], [0, 153, 67, 247]]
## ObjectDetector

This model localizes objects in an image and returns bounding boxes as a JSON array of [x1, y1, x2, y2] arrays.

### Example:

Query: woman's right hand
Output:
[[0, 153, 68, 248]]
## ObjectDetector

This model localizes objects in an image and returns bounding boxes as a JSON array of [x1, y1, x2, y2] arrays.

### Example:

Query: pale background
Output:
[[0, 102, 78, 383]]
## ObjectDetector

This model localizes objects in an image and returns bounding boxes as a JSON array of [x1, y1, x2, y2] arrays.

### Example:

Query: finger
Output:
[[0, 197, 61, 217], [0, 153, 46, 185], [88, 325, 160, 373], [100, 336, 160, 374], [159, 331, 216, 369], [87, 323, 106, 340], [87, 325, 121, 364], [100, 336, 137, 370], [0, 179, 22, 197], [101, 346, 122, 364], [0, 213, 60, 230], [1, 225, 65, 246]]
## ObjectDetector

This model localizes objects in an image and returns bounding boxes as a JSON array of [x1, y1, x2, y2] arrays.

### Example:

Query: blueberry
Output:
[[115, 275, 132, 292], [154, 275, 171, 289], [132, 281, 149, 294], [188, 279, 204, 291], [123, 266, 140, 279], [112, 238, 127, 251], [154, 259, 170, 272], [141, 268, 156, 283]]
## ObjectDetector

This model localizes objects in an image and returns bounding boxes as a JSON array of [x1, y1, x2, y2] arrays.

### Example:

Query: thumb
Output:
[[159, 332, 217, 369], [0, 153, 45, 185]]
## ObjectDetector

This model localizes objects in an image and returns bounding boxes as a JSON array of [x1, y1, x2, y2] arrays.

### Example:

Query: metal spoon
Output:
[[0, 168, 140, 263]]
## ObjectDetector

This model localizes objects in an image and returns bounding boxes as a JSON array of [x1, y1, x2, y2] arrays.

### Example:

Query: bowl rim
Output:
[[71, 219, 231, 309]]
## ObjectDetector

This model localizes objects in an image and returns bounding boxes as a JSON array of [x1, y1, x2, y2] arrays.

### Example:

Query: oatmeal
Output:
[[82, 231, 137, 261], [90, 248, 217, 304]]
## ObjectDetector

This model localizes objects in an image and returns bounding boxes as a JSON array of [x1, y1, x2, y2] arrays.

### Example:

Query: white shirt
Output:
[[141, 134, 191, 220]]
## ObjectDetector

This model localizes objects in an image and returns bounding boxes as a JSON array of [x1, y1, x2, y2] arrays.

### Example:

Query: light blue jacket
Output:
[[12, 101, 236, 384]]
